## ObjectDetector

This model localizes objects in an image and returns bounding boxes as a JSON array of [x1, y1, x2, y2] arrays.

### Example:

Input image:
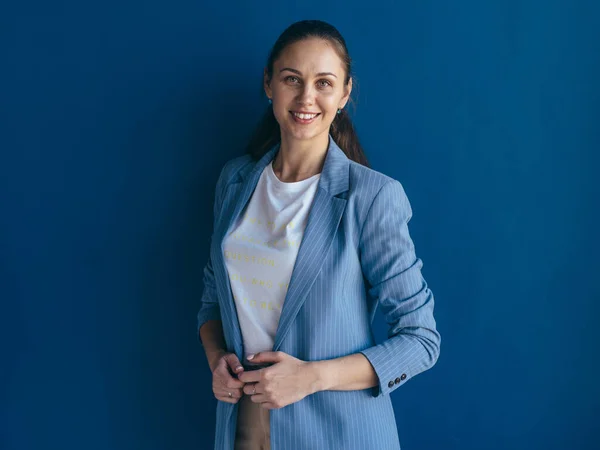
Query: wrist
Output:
[[307, 360, 331, 393], [207, 349, 226, 372]]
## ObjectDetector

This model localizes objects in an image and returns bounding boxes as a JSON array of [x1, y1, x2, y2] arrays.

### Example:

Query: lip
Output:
[[290, 111, 320, 124], [291, 111, 321, 114]]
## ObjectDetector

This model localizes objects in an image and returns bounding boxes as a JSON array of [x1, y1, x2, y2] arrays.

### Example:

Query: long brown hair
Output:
[[246, 20, 370, 168]]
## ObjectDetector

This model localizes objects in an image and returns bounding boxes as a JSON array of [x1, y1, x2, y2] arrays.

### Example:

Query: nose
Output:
[[296, 84, 316, 106]]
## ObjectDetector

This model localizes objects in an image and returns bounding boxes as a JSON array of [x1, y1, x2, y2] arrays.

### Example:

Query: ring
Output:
[[228, 392, 232, 398]]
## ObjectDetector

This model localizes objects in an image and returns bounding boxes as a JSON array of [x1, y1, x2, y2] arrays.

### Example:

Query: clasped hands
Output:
[[211, 351, 320, 410]]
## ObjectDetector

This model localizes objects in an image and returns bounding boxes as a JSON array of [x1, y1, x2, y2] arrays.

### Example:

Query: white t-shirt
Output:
[[222, 160, 321, 364]]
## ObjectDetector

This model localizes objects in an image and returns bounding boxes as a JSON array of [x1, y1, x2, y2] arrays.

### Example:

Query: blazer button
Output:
[[388, 380, 394, 388], [394, 377, 401, 384], [400, 373, 407, 380]]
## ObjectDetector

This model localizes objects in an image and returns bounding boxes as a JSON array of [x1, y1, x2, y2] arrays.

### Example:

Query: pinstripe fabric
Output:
[[197, 136, 441, 450]]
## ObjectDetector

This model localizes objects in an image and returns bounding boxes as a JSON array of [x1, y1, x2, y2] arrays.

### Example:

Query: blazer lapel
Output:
[[211, 136, 350, 357], [273, 138, 349, 350]]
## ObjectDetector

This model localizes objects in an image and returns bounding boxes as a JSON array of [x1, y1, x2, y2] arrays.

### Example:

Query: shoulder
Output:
[[218, 154, 254, 185], [211, 154, 253, 209], [347, 159, 409, 207]]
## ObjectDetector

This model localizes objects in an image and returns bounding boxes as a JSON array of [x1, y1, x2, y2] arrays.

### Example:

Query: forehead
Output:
[[275, 38, 345, 76]]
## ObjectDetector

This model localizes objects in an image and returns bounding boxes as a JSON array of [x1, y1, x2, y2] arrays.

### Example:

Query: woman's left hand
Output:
[[237, 351, 320, 410]]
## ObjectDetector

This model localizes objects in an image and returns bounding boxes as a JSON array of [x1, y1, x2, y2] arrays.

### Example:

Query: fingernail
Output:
[[247, 354, 254, 360], [235, 366, 243, 372]]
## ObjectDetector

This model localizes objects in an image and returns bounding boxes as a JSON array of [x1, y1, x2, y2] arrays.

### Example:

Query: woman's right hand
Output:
[[210, 351, 245, 404]]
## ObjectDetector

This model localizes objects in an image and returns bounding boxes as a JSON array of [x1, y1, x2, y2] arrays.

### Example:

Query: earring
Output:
[[337, 108, 342, 114], [268, 98, 272, 104]]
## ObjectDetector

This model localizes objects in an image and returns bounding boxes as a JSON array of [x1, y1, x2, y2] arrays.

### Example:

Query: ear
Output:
[[263, 68, 273, 100], [339, 77, 353, 109]]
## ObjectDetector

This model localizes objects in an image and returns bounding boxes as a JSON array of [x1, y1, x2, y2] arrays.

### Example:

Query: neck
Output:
[[273, 131, 329, 182]]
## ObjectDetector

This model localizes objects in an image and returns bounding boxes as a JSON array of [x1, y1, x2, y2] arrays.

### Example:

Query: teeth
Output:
[[294, 112, 318, 120]]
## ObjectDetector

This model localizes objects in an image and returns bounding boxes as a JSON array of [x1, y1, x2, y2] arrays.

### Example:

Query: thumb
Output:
[[224, 353, 244, 375], [247, 351, 285, 364]]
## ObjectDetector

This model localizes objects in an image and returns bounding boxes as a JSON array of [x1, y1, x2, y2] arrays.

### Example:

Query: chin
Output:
[[283, 124, 328, 142]]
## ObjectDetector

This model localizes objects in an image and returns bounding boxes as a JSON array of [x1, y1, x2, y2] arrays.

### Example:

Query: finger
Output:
[[259, 402, 279, 409], [238, 369, 264, 384], [260, 402, 277, 410], [215, 355, 244, 380], [242, 382, 260, 396], [248, 393, 268, 404], [221, 387, 244, 399], [216, 368, 245, 389], [224, 353, 244, 376], [216, 388, 243, 403], [247, 351, 284, 364]]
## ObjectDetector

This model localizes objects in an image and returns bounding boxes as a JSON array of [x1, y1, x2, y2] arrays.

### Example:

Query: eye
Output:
[[285, 76, 300, 84], [317, 79, 332, 88]]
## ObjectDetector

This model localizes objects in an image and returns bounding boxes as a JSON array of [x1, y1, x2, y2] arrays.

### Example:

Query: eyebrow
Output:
[[279, 67, 338, 78]]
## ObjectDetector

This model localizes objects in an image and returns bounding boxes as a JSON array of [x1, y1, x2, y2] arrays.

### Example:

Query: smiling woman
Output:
[[265, 37, 352, 150], [197, 19, 440, 450], [246, 20, 368, 174]]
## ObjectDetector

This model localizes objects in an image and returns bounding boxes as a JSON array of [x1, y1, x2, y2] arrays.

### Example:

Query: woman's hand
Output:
[[210, 351, 245, 404], [237, 351, 319, 410]]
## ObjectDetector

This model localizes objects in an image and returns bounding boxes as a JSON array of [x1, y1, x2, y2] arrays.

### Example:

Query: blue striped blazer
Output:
[[197, 136, 441, 449]]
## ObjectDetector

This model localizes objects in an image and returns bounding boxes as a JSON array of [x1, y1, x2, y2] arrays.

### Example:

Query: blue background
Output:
[[2, 1, 599, 449]]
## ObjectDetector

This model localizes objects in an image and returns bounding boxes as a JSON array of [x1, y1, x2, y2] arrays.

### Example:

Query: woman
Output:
[[197, 20, 440, 450]]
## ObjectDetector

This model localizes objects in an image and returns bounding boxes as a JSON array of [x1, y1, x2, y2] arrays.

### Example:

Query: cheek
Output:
[[319, 94, 340, 109], [320, 101, 339, 118], [272, 105, 293, 128]]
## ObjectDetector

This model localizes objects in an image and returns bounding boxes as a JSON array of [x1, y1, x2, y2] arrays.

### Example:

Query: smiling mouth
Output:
[[290, 111, 321, 121]]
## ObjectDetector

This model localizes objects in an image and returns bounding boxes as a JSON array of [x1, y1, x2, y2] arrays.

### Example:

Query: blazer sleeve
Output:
[[358, 179, 441, 397], [196, 164, 228, 345]]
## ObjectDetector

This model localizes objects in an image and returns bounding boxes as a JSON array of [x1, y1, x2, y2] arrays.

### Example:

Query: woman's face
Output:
[[264, 38, 352, 145]]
